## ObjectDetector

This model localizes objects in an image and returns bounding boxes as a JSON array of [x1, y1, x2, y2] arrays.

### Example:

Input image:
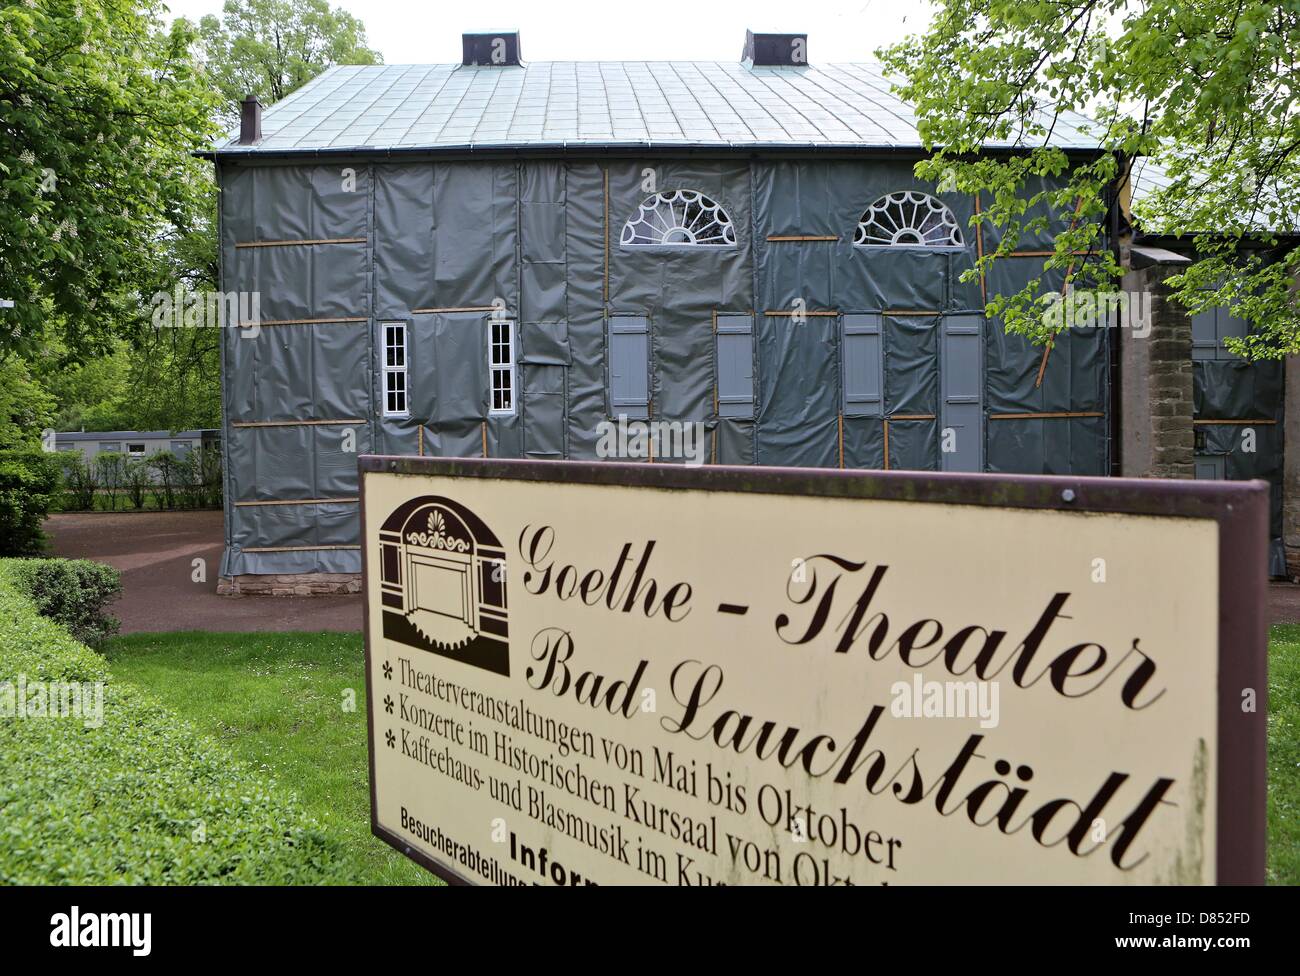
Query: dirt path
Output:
[[43, 510, 362, 634]]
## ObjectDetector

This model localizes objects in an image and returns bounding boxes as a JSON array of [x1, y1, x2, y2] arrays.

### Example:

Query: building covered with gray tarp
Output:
[[208, 30, 1127, 589]]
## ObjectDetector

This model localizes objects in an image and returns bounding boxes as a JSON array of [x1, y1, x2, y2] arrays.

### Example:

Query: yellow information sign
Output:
[[361, 458, 1267, 885]]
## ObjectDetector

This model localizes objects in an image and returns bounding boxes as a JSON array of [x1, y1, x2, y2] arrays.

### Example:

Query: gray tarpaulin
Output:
[[1194, 358, 1286, 574], [217, 156, 1112, 578]]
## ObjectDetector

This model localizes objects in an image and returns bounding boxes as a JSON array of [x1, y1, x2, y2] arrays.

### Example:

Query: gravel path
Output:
[[44, 510, 362, 634]]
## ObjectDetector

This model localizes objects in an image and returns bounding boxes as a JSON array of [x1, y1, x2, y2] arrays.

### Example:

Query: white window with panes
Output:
[[382, 322, 409, 417], [489, 319, 516, 415]]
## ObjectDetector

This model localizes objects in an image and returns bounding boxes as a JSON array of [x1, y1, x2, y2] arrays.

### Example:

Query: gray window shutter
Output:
[[1217, 308, 1246, 360], [940, 314, 984, 473], [1191, 309, 1218, 361], [1193, 305, 1246, 361], [716, 314, 755, 419], [608, 316, 649, 417], [841, 313, 883, 417]]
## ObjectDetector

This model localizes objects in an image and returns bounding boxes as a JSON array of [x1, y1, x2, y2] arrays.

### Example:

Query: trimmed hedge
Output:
[[5, 558, 122, 648], [0, 559, 343, 884]]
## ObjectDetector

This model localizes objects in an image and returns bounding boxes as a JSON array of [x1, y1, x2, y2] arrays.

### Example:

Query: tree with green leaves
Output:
[[6, 0, 380, 443], [0, 0, 218, 361], [0, 355, 54, 449], [882, 0, 1300, 357], [198, 0, 381, 115], [30, 339, 130, 432]]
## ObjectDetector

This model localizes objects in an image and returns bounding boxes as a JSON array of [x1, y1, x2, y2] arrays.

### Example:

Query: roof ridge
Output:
[[213, 60, 1102, 153]]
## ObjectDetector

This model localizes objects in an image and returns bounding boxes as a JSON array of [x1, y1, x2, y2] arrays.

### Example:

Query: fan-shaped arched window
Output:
[[621, 190, 737, 247], [854, 191, 964, 248]]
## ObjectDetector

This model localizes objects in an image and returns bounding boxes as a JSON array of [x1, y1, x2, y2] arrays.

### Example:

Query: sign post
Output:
[[360, 457, 1266, 885]]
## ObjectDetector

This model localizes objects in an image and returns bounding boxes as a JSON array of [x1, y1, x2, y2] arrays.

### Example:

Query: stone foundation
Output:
[[217, 573, 362, 596]]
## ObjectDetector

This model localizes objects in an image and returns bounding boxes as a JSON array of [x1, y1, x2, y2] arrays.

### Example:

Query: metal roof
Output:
[[1129, 156, 1300, 235], [211, 62, 1103, 155], [56, 430, 211, 442], [1129, 156, 1174, 206]]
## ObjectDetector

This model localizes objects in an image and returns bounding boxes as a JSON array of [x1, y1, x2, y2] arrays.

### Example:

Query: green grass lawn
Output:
[[1267, 626, 1300, 885], [106, 627, 1300, 885], [105, 631, 436, 886]]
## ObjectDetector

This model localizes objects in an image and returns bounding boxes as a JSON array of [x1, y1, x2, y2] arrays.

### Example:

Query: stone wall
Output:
[[217, 573, 361, 596], [1120, 263, 1195, 479], [1285, 346, 1300, 579]]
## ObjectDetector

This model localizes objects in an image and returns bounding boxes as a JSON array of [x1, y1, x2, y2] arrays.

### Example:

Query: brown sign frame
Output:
[[359, 457, 1268, 886]]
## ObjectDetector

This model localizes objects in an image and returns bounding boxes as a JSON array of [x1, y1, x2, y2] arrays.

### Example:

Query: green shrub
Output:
[[197, 445, 223, 509], [95, 452, 126, 513], [0, 560, 343, 885], [176, 451, 200, 509], [123, 458, 150, 510], [6, 558, 122, 648], [55, 452, 98, 511], [0, 449, 59, 556], [146, 450, 180, 509]]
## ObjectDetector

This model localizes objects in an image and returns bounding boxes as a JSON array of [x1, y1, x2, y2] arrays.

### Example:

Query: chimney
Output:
[[742, 30, 808, 67], [239, 93, 262, 145], [462, 30, 522, 66]]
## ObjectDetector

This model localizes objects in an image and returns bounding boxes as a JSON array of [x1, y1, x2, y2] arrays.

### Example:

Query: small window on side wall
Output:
[[382, 322, 409, 417], [489, 319, 516, 416], [607, 316, 650, 418], [716, 314, 754, 419], [841, 314, 884, 417]]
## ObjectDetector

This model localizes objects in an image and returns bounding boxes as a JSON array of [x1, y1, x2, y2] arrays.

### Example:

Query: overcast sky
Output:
[[160, 0, 935, 64]]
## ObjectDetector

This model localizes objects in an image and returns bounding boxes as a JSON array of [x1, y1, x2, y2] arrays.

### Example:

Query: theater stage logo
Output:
[[375, 495, 510, 676]]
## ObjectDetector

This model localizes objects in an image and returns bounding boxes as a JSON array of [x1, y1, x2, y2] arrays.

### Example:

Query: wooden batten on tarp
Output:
[[989, 411, 1105, 420], [241, 317, 367, 328], [235, 237, 367, 248], [231, 418, 364, 428], [1195, 419, 1278, 426], [410, 306, 500, 314], [1034, 196, 1090, 388]]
